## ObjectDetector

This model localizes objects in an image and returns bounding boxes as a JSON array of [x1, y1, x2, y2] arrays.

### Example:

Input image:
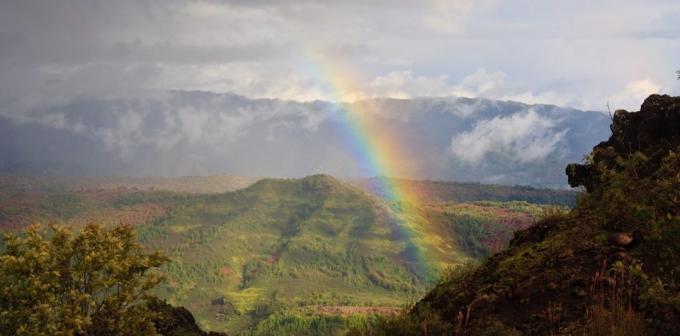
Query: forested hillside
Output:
[[0, 174, 572, 334]]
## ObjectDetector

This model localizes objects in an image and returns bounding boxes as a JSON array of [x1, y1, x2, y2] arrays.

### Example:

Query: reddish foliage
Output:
[[267, 252, 282, 265], [313, 306, 400, 317]]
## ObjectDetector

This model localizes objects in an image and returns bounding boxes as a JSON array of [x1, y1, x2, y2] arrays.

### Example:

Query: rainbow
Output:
[[302, 54, 441, 280]]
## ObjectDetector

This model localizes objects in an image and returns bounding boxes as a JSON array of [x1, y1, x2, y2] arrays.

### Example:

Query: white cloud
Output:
[[358, 68, 578, 108], [451, 69, 506, 96], [423, 0, 475, 35], [365, 71, 450, 99], [449, 109, 567, 163], [607, 79, 663, 111]]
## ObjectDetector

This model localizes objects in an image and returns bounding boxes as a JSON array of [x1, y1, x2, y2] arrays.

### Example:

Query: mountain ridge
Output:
[[0, 91, 610, 187]]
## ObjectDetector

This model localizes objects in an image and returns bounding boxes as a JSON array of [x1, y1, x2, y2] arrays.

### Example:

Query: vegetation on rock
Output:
[[361, 94, 680, 335]]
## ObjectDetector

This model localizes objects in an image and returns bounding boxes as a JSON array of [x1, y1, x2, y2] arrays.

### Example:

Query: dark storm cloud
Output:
[[0, 0, 679, 123]]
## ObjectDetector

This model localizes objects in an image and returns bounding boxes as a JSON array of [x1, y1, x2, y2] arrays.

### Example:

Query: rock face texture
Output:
[[149, 299, 227, 336], [408, 95, 680, 335], [567, 94, 680, 191]]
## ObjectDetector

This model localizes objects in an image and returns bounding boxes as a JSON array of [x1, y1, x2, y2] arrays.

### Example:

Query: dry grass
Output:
[[539, 205, 570, 221], [583, 261, 645, 336], [545, 301, 563, 336]]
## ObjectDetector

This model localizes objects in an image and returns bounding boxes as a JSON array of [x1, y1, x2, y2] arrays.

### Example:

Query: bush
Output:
[[0, 224, 168, 336]]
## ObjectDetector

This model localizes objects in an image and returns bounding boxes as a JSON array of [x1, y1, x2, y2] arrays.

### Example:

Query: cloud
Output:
[[359, 68, 578, 108], [365, 71, 450, 98], [0, 0, 679, 119], [21, 92, 337, 159], [422, 0, 476, 35], [449, 109, 567, 163], [360, 67, 679, 112], [607, 79, 663, 111], [451, 69, 506, 96]]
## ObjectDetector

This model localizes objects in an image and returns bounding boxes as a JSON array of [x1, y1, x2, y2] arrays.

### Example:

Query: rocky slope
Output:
[[150, 300, 227, 336], [385, 94, 680, 335]]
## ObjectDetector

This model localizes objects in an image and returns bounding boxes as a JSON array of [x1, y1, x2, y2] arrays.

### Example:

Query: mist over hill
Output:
[[0, 91, 610, 187]]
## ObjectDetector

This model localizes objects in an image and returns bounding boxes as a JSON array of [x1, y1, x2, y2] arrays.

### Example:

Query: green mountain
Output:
[[378, 94, 680, 335], [142, 175, 438, 332], [0, 174, 573, 334]]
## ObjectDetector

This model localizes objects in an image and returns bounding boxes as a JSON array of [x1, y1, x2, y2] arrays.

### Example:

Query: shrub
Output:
[[0, 224, 168, 336]]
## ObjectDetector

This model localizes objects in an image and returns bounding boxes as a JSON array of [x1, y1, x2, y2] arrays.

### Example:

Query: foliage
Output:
[[346, 306, 453, 336], [0, 175, 567, 334], [441, 201, 552, 256], [581, 260, 647, 336], [366, 95, 680, 335], [576, 147, 680, 333], [244, 312, 347, 336], [0, 224, 168, 336], [346, 263, 483, 336], [354, 178, 577, 206]]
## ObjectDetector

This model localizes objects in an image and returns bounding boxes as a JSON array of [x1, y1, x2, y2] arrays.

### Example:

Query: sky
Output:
[[1, 0, 679, 116]]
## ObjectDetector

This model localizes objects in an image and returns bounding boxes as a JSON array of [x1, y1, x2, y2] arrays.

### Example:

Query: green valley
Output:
[[0, 174, 573, 334]]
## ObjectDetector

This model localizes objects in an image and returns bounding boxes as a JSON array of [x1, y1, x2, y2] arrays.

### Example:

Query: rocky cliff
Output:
[[377, 95, 680, 335]]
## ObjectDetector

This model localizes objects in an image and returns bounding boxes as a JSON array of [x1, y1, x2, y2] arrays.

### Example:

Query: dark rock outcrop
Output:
[[149, 299, 227, 336], [567, 94, 680, 191], [410, 94, 680, 335]]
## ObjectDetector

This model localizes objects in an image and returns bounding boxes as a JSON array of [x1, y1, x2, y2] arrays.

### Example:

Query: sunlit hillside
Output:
[[0, 174, 571, 333]]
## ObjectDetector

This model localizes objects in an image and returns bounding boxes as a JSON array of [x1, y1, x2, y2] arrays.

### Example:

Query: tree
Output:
[[0, 224, 168, 336]]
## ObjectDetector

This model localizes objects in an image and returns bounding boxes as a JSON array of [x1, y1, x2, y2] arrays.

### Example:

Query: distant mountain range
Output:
[[0, 91, 611, 187]]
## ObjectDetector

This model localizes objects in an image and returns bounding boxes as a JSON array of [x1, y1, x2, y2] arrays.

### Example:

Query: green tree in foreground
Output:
[[0, 224, 168, 336]]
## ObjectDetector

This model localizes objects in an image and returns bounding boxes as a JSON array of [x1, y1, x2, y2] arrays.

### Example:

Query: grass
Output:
[[583, 261, 646, 336]]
